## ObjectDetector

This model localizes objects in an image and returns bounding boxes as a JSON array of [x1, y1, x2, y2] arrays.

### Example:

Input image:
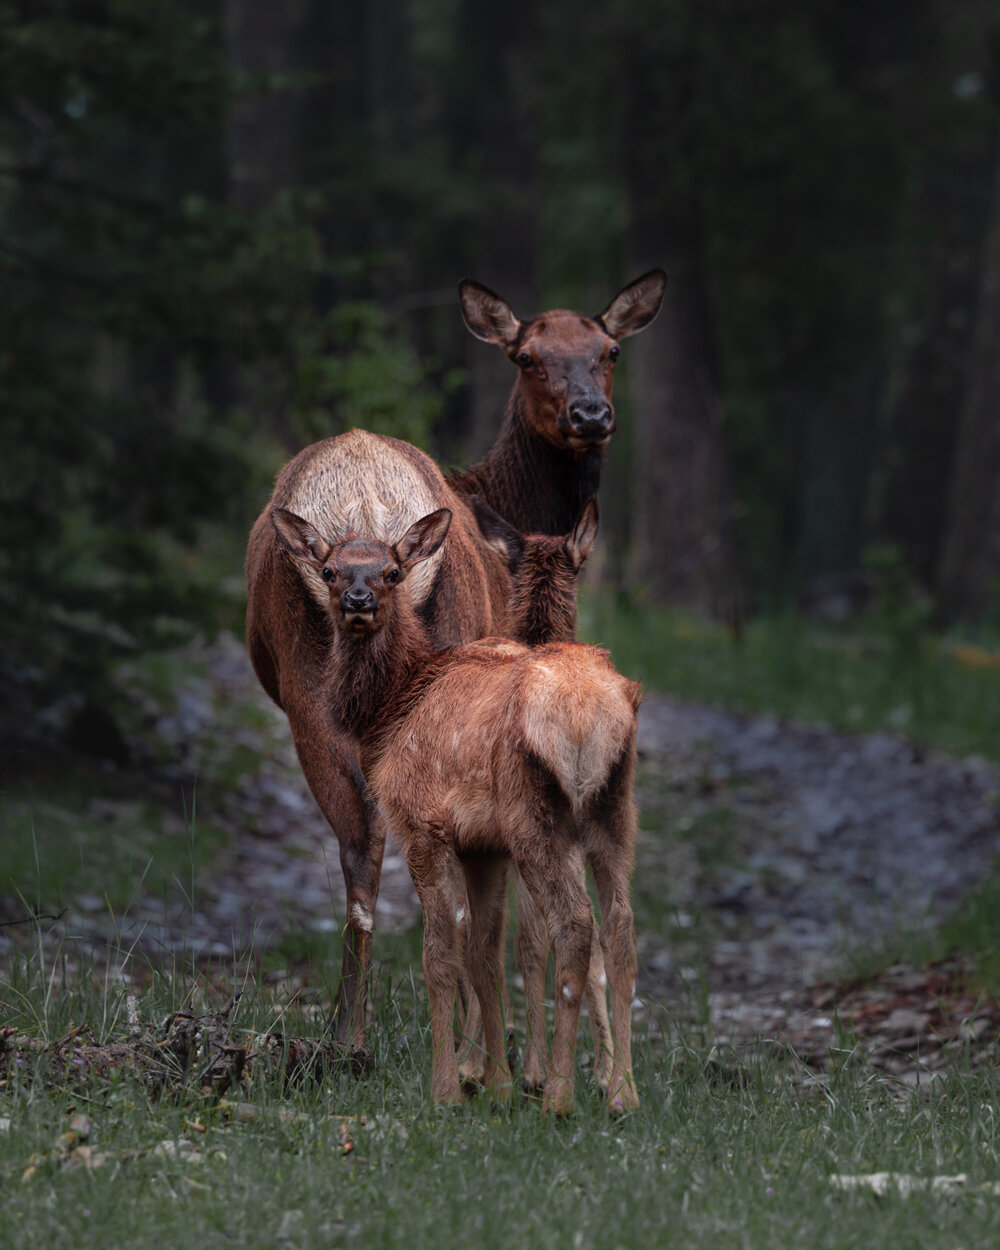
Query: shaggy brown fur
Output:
[[271, 505, 641, 1115], [244, 273, 663, 1054], [471, 495, 616, 1093], [247, 433, 510, 1047]]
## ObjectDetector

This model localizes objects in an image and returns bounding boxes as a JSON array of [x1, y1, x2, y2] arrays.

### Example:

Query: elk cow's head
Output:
[[459, 270, 667, 452]]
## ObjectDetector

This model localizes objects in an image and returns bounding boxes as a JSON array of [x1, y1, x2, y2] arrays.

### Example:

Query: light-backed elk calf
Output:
[[270, 505, 641, 1115], [471, 496, 614, 1093]]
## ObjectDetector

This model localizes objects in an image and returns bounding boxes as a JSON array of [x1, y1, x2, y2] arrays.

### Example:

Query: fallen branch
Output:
[[0, 994, 371, 1097]]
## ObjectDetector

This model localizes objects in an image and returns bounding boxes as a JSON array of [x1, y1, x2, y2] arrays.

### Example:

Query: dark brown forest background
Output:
[[3, 0, 1000, 746]]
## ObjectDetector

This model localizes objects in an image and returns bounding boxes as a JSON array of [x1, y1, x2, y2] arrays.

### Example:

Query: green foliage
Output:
[[579, 589, 1000, 763], [293, 302, 451, 448], [0, 0, 321, 718], [863, 542, 932, 668], [0, 765, 227, 915]]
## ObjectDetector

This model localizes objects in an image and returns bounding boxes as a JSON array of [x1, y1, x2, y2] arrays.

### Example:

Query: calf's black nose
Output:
[[341, 587, 376, 613]]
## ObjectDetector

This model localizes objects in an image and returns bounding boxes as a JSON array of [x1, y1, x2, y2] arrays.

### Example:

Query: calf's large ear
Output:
[[470, 495, 526, 569], [596, 269, 667, 340], [566, 497, 599, 570], [271, 508, 332, 569], [394, 508, 452, 571]]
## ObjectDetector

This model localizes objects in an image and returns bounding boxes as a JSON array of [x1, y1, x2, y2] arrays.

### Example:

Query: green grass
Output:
[[579, 591, 1000, 764], [5, 600, 1000, 1244], [0, 765, 227, 917], [4, 949, 1000, 1250]]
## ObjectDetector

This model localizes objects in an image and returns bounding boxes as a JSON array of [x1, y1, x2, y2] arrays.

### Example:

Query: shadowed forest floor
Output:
[[3, 633, 998, 1089]]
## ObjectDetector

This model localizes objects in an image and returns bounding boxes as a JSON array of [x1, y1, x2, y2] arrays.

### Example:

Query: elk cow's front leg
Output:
[[284, 699, 384, 1051]]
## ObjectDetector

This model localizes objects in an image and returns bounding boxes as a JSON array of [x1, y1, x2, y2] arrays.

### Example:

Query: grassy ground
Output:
[[4, 601, 1000, 1244], [4, 949, 1000, 1250]]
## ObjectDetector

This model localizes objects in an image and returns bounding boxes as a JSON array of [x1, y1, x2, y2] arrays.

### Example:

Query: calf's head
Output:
[[471, 495, 599, 644], [271, 507, 452, 636], [459, 270, 667, 451]]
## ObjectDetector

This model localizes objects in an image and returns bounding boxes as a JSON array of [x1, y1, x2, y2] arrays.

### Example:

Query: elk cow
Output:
[[246, 431, 510, 1048], [269, 504, 641, 1115], [451, 269, 667, 534]]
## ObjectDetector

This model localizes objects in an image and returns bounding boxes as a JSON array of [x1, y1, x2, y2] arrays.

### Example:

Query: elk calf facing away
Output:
[[470, 497, 615, 1095], [270, 505, 642, 1115]]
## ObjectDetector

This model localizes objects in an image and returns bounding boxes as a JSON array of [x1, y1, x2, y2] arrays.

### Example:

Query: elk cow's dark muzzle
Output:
[[568, 396, 614, 440]]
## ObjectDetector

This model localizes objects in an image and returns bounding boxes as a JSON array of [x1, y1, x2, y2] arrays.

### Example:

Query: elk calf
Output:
[[270, 505, 641, 1115], [471, 497, 615, 1094]]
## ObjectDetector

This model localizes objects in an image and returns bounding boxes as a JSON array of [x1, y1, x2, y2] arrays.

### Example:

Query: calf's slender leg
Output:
[[463, 855, 513, 1101], [585, 789, 640, 1112], [517, 848, 593, 1116], [405, 824, 465, 1105]]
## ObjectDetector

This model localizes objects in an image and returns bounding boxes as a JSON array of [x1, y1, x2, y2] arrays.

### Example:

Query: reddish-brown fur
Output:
[[246, 431, 511, 1047], [269, 505, 641, 1115], [451, 271, 667, 535], [471, 496, 615, 1093], [244, 275, 663, 1054]]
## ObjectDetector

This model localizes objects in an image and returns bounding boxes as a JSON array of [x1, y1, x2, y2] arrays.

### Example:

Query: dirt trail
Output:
[[632, 696, 1000, 1084]]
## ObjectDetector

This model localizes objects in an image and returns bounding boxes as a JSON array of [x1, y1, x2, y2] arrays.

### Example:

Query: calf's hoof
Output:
[[607, 1075, 639, 1113]]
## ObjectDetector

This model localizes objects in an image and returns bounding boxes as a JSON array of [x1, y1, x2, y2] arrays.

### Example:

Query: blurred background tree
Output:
[[2, 0, 999, 750]]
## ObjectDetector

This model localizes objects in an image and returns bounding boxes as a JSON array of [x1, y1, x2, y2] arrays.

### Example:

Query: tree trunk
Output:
[[628, 235, 743, 623], [223, 0, 309, 212], [439, 1, 539, 463], [622, 19, 743, 621], [938, 127, 1000, 620]]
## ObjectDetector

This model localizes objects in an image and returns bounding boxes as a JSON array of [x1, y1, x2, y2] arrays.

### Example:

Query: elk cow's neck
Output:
[[450, 387, 605, 536]]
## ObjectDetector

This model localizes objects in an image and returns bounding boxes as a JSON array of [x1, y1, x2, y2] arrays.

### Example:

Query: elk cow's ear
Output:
[[566, 497, 599, 570], [470, 495, 526, 569], [458, 279, 522, 351], [394, 508, 452, 571], [596, 269, 667, 341], [271, 508, 333, 569]]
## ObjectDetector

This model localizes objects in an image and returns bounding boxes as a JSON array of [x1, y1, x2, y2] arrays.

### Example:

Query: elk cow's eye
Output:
[[322, 567, 334, 582], [609, 345, 620, 362], [385, 568, 400, 584], [516, 351, 532, 368]]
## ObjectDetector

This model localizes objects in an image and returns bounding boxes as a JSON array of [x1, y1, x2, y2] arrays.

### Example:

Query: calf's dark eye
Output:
[[609, 345, 620, 362], [385, 568, 400, 584], [322, 567, 334, 582], [516, 351, 532, 367]]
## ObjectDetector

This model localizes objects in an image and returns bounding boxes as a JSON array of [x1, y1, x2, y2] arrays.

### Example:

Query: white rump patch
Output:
[[519, 649, 636, 812]]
